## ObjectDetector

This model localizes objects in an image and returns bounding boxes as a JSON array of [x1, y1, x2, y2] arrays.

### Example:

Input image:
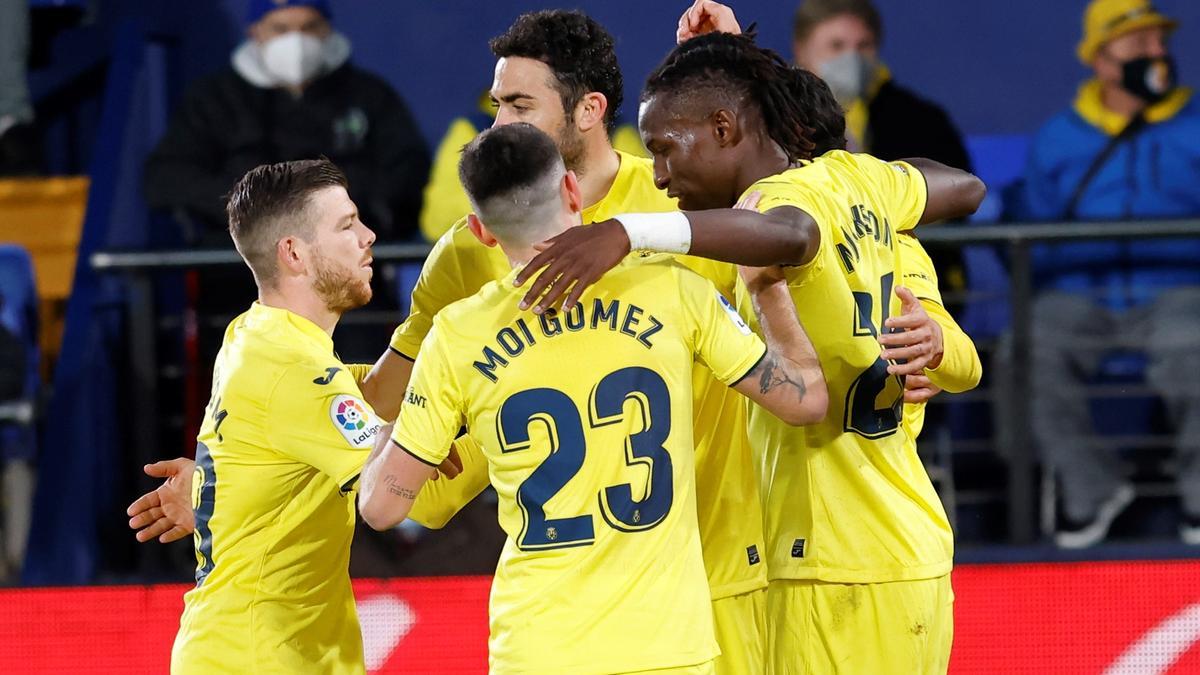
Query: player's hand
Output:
[[903, 374, 943, 404], [434, 443, 464, 480], [513, 219, 630, 315], [677, 0, 742, 43], [880, 286, 944, 376], [739, 264, 788, 296], [127, 458, 196, 543]]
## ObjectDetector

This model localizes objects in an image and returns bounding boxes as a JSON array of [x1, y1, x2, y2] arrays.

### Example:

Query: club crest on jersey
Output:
[[329, 395, 381, 447], [717, 292, 752, 335]]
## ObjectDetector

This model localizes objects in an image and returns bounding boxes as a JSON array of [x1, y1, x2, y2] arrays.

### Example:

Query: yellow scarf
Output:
[[844, 62, 892, 152], [1072, 78, 1192, 136]]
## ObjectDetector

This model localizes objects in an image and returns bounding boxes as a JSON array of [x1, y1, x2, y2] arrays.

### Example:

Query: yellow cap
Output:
[[1077, 0, 1178, 64]]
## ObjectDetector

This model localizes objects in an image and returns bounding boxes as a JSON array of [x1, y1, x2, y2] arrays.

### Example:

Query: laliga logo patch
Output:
[[337, 398, 367, 431], [330, 395, 381, 447], [718, 291, 753, 335]]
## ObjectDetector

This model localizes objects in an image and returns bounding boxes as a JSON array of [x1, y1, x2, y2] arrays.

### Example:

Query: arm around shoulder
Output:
[[904, 158, 986, 224]]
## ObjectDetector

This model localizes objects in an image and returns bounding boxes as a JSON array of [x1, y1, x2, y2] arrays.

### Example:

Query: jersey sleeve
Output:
[[744, 178, 830, 289], [391, 322, 465, 467], [390, 220, 471, 359], [677, 267, 767, 386], [856, 155, 928, 233], [266, 366, 382, 491], [407, 434, 491, 529], [745, 175, 818, 216], [896, 234, 982, 393]]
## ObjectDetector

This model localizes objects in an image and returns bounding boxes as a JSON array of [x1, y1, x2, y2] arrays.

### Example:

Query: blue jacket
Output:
[[1017, 81, 1200, 309]]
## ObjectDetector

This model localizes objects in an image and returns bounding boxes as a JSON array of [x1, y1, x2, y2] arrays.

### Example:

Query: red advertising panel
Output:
[[2, 562, 1199, 673]]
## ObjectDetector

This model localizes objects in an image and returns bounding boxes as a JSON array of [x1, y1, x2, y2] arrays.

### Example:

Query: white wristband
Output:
[[613, 212, 692, 255]]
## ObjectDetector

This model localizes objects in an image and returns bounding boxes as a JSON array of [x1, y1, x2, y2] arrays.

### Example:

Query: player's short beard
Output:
[[556, 116, 587, 176], [311, 251, 372, 314]]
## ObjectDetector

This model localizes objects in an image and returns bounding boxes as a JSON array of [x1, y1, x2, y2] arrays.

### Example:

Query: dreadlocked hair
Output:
[[643, 31, 826, 162], [791, 67, 848, 156]]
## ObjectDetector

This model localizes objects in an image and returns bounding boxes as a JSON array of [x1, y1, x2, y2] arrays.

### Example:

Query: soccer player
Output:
[[356, 121, 828, 674], [513, 32, 985, 675], [170, 159, 383, 673], [674, 0, 983, 448]]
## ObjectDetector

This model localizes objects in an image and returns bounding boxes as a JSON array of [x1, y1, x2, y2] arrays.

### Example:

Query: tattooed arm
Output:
[[358, 423, 440, 530], [730, 268, 828, 426]]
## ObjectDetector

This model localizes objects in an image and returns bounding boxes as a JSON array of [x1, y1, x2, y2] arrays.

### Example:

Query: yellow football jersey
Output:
[[398, 151, 768, 600], [735, 150, 953, 584], [173, 303, 384, 675], [393, 257, 766, 674], [895, 233, 982, 440]]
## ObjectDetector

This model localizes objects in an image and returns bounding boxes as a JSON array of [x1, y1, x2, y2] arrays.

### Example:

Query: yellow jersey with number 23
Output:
[[398, 151, 768, 601], [394, 256, 766, 674]]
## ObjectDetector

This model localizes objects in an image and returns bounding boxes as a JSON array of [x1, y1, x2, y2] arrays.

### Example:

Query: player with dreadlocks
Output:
[[678, 2, 984, 444], [514, 29, 985, 675]]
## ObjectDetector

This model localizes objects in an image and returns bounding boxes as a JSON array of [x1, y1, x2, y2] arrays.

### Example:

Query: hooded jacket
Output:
[[1016, 81, 1200, 309], [144, 35, 430, 242]]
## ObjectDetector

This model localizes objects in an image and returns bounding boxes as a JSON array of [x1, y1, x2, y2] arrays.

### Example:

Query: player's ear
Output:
[[276, 236, 306, 275], [574, 92, 608, 133], [467, 214, 499, 247], [711, 108, 741, 147], [562, 170, 584, 215]]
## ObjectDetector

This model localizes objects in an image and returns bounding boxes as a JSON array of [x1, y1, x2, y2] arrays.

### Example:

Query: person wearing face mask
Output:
[[144, 0, 430, 244], [792, 0, 970, 313], [791, 0, 972, 172], [1013, 0, 1200, 549]]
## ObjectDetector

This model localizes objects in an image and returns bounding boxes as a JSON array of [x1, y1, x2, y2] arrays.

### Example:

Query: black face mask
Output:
[[1121, 55, 1178, 104]]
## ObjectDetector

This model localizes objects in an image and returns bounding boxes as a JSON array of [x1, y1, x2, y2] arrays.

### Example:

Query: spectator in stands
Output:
[[791, 0, 970, 296], [0, 0, 38, 175], [144, 0, 430, 244], [791, 0, 971, 171], [1014, 0, 1200, 548]]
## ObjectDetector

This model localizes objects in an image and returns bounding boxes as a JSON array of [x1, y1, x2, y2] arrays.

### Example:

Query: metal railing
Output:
[[90, 219, 1200, 544]]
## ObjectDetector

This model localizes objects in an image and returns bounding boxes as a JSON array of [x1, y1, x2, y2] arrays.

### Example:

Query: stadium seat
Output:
[[0, 243, 40, 581], [0, 244, 40, 403], [958, 134, 1030, 339], [0, 177, 89, 365]]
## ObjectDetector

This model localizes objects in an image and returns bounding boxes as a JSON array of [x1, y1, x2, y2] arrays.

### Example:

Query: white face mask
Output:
[[260, 31, 326, 87], [819, 51, 879, 106]]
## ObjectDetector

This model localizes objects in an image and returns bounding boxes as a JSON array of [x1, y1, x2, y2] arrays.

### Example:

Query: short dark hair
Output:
[[225, 158, 347, 285], [489, 10, 623, 132], [459, 123, 565, 237], [793, 0, 883, 45], [460, 123, 561, 206], [644, 32, 844, 163]]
